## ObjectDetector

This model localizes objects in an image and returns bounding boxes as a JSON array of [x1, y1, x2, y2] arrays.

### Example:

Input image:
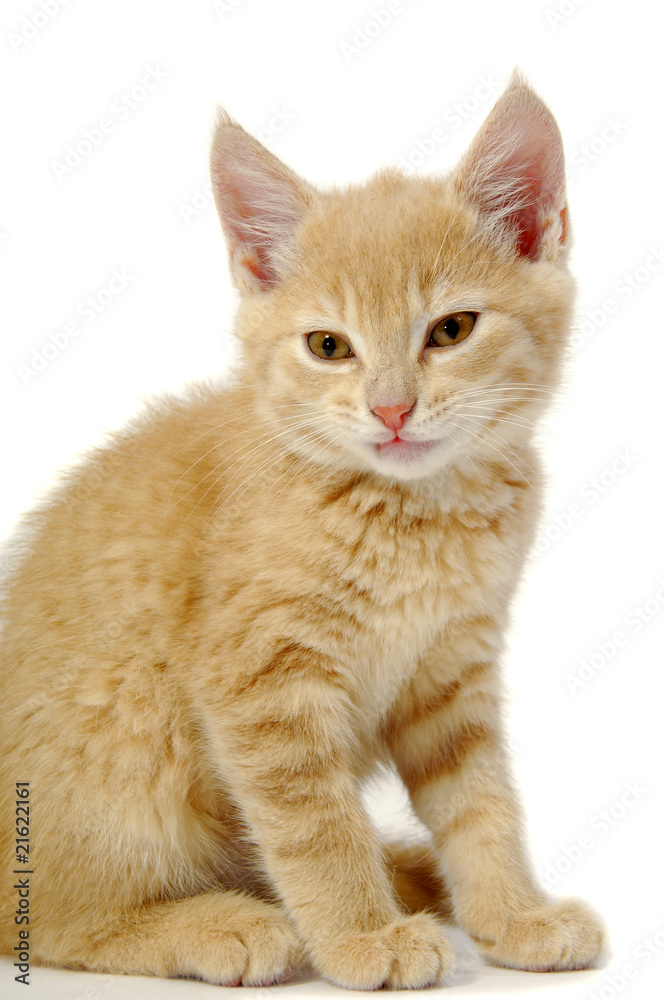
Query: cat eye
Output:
[[307, 331, 354, 360], [427, 312, 477, 348]]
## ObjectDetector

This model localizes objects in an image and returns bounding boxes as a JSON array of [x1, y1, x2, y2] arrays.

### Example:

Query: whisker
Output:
[[166, 402, 322, 505], [449, 383, 558, 397], [173, 414, 330, 520], [292, 257, 332, 298], [202, 425, 333, 532], [427, 203, 465, 282], [272, 429, 348, 504], [443, 413, 540, 490], [450, 405, 538, 435], [434, 228, 488, 280]]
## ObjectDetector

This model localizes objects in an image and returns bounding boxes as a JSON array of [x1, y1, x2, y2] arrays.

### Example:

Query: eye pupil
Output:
[[428, 311, 476, 348], [307, 330, 352, 360]]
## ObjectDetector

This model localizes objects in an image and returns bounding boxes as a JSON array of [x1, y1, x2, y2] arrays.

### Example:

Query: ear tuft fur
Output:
[[454, 72, 567, 261], [210, 109, 315, 294]]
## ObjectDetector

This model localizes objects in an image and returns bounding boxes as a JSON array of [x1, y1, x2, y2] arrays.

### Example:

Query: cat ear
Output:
[[454, 72, 567, 261], [210, 110, 314, 293]]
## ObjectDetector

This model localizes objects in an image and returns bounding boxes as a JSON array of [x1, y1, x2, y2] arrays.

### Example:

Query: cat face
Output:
[[211, 74, 571, 483]]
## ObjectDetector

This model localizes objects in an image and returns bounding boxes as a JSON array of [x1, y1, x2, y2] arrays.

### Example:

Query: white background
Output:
[[1, 0, 663, 998]]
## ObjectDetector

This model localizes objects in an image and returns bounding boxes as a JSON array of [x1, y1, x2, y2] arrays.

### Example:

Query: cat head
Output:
[[210, 73, 571, 484]]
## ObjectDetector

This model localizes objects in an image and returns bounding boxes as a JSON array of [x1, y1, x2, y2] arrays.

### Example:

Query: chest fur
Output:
[[304, 481, 528, 720], [205, 471, 531, 725]]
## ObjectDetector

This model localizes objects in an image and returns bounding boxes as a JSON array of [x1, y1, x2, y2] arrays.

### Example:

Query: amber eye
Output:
[[307, 331, 353, 360], [428, 312, 477, 348]]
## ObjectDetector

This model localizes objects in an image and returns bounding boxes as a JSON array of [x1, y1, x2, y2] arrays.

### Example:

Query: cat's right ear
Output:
[[453, 72, 567, 263], [210, 110, 314, 294]]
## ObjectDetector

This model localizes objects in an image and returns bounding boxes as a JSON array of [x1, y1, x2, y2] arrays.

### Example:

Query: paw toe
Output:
[[316, 913, 455, 990], [478, 897, 606, 972]]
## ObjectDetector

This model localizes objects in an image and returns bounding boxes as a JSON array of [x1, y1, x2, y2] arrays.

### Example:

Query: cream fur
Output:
[[0, 75, 605, 989]]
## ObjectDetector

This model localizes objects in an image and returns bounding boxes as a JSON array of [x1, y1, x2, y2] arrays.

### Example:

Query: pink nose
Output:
[[372, 402, 413, 432]]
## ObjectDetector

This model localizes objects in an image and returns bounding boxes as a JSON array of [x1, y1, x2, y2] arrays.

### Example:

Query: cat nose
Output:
[[371, 402, 414, 432]]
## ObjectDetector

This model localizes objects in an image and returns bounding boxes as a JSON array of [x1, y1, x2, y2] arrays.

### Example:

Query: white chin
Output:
[[363, 439, 452, 481]]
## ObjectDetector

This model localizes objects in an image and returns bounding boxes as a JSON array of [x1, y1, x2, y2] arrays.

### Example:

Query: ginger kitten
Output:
[[0, 73, 605, 989]]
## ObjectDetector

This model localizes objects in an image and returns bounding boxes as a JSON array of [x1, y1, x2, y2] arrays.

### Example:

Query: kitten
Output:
[[0, 72, 605, 989]]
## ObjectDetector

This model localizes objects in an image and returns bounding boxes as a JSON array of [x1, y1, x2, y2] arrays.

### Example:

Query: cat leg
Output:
[[200, 646, 455, 990], [387, 625, 606, 972], [44, 890, 302, 986], [383, 840, 454, 918]]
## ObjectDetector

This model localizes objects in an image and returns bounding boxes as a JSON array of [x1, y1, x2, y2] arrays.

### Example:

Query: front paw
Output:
[[473, 898, 606, 972], [312, 912, 455, 990]]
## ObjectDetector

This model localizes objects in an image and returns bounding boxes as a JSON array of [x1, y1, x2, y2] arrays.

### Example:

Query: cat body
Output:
[[0, 74, 605, 989]]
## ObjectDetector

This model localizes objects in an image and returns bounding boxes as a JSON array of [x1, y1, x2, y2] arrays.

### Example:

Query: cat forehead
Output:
[[290, 171, 488, 324], [303, 170, 468, 260]]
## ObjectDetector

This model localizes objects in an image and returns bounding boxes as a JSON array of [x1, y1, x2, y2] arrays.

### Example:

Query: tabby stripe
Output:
[[320, 475, 363, 507], [403, 721, 496, 790], [388, 660, 494, 741], [233, 642, 346, 695], [434, 798, 508, 842], [270, 815, 360, 864]]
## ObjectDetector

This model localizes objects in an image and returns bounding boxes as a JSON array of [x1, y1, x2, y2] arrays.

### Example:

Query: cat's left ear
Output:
[[454, 72, 567, 262], [210, 110, 315, 293]]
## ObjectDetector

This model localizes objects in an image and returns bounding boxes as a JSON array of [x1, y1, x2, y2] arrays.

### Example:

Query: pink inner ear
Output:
[[224, 187, 281, 285], [217, 170, 287, 287], [211, 131, 309, 292], [239, 248, 275, 285], [488, 128, 564, 260], [460, 88, 566, 262], [503, 120, 566, 259], [502, 160, 550, 260]]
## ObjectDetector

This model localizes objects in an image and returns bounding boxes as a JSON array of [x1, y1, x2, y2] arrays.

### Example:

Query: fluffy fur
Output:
[[0, 73, 605, 989]]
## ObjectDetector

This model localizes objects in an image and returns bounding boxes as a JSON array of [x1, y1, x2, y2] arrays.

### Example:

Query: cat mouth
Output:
[[374, 436, 438, 458]]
